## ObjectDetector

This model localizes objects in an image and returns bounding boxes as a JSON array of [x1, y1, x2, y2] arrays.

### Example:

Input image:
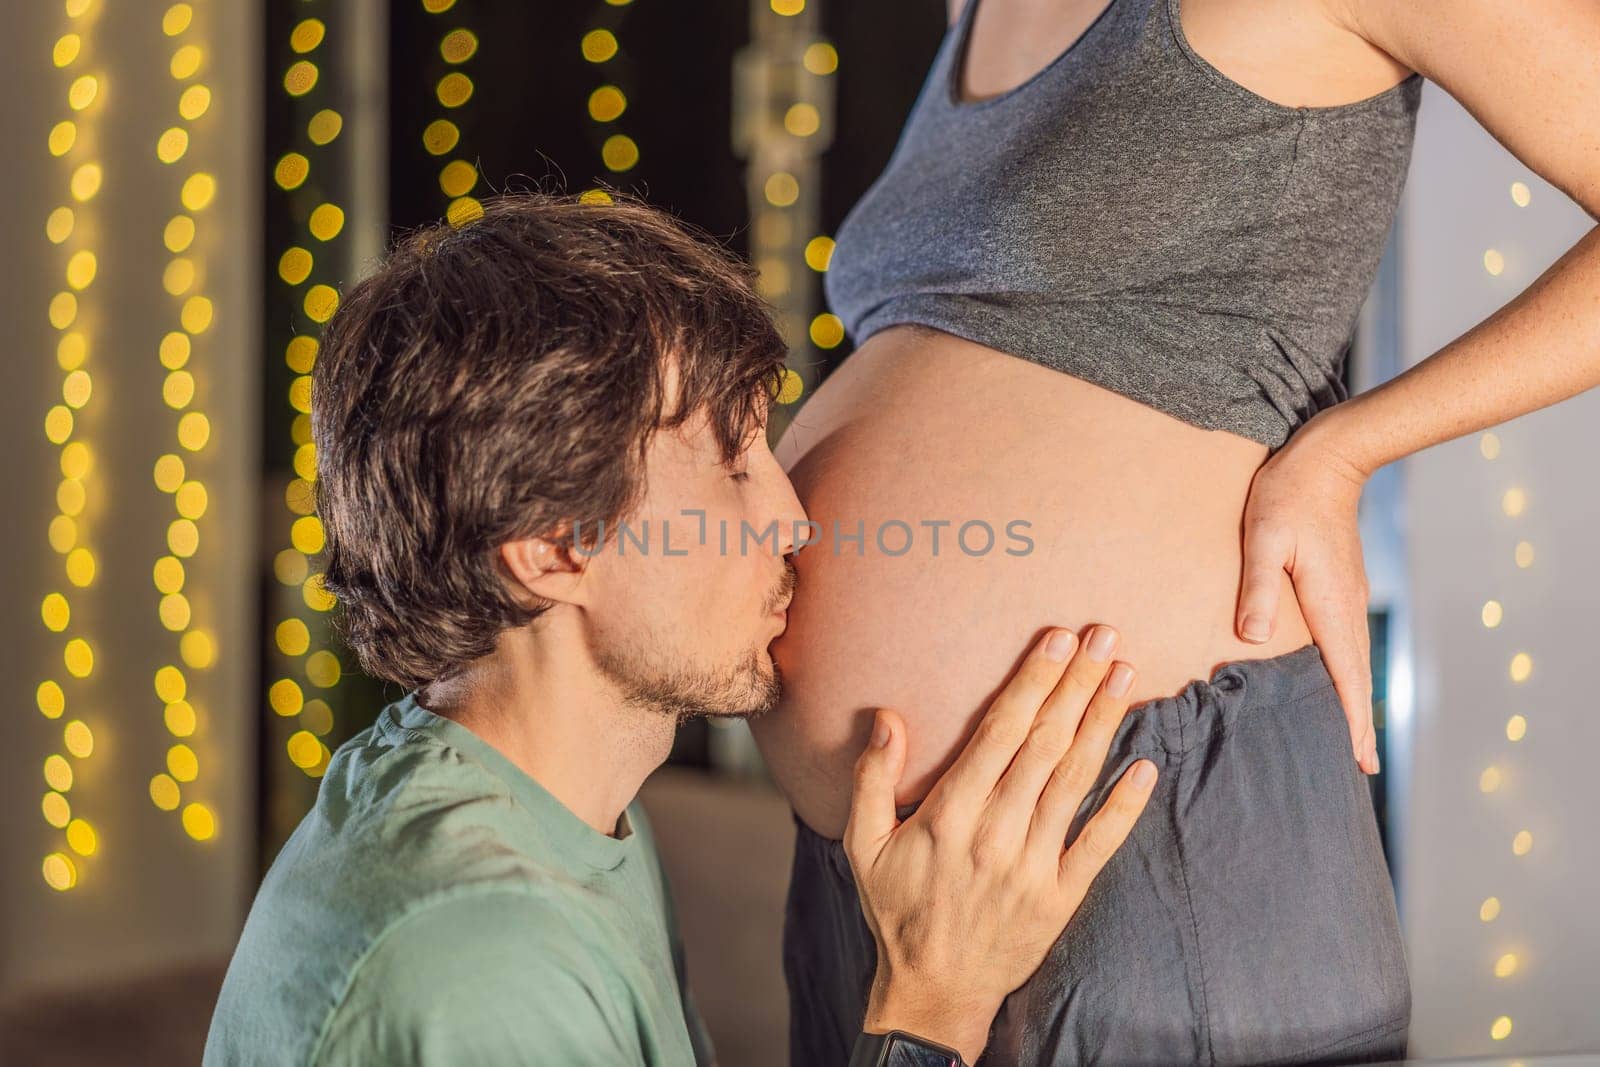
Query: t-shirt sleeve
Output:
[[313, 891, 639, 1067]]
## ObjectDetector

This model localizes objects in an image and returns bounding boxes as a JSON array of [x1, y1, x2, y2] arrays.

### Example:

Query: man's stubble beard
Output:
[[593, 632, 783, 728]]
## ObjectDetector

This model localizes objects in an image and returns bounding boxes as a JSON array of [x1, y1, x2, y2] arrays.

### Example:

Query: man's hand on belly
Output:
[[844, 624, 1159, 1065]]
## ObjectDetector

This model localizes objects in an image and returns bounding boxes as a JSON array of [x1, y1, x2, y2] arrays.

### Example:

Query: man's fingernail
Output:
[[1242, 614, 1269, 641], [1045, 629, 1076, 661], [1132, 760, 1157, 788], [872, 714, 890, 748]]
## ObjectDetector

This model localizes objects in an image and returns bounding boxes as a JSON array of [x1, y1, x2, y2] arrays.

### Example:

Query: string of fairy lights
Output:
[[1471, 177, 1543, 1047], [145, 1, 219, 846], [578, 0, 637, 205], [38, 0, 106, 893], [422, 0, 483, 225], [268, 1, 347, 782]]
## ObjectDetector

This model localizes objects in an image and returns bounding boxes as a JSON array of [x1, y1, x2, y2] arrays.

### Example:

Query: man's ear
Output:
[[498, 531, 591, 608]]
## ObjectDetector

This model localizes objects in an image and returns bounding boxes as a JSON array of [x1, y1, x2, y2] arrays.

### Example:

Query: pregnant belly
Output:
[[749, 325, 1314, 839]]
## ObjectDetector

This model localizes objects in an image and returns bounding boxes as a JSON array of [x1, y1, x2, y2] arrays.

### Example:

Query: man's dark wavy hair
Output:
[[311, 190, 790, 690]]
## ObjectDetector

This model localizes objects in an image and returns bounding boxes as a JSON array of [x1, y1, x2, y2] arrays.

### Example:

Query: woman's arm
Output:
[[1233, 0, 1600, 772]]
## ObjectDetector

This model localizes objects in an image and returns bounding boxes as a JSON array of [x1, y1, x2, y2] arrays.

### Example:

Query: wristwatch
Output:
[[848, 1027, 967, 1067]]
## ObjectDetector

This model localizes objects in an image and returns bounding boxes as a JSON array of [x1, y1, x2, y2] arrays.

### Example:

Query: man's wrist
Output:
[[864, 980, 995, 1065]]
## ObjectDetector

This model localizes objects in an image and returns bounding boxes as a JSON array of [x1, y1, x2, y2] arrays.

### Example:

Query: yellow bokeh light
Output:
[[42, 852, 77, 891], [161, 331, 192, 369], [180, 629, 215, 669], [1506, 714, 1527, 741], [1513, 540, 1534, 568], [422, 119, 459, 156], [154, 664, 187, 703], [270, 677, 305, 717], [68, 75, 99, 111], [303, 572, 338, 612], [58, 331, 88, 369], [176, 480, 208, 520], [1479, 766, 1501, 793], [168, 517, 200, 557], [441, 28, 479, 64], [287, 729, 323, 769], [581, 29, 618, 63], [1483, 249, 1505, 276], [46, 206, 75, 244], [63, 370, 93, 409], [164, 699, 197, 737], [301, 699, 334, 735], [49, 121, 77, 157], [182, 802, 216, 840], [1479, 432, 1500, 459], [41, 592, 71, 633], [601, 134, 639, 172], [446, 197, 483, 227], [49, 515, 78, 554], [293, 442, 317, 481], [65, 546, 96, 587], [58, 478, 88, 517], [44, 754, 74, 792], [436, 71, 473, 108], [179, 87, 209, 122], [439, 160, 477, 198], [1494, 952, 1518, 978], [279, 246, 314, 285], [50, 291, 78, 329], [294, 116, 340, 157], [291, 414, 313, 446], [63, 719, 94, 759], [275, 152, 310, 190], [167, 743, 199, 782], [1511, 830, 1533, 856], [276, 617, 311, 657], [65, 818, 97, 856], [288, 375, 313, 414], [64, 637, 94, 678], [178, 409, 211, 451], [291, 515, 325, 554], [308, 203, 345, 242], [71, 163, 103, 202], [286, 336, 319, 373], [588, 85, 626, 122], [765, 171, 799, 206], [66, 0, 94, 18], [54, 34, 82, 67], [422, 0, 456, 10], [159, 592, 192, 631], [304, 285, 339, 323], [290, 18, 325, 53], [171, 44, 203, 80], [804, 236, 835, 272], [154, 453, 187, 493], [810, 313, 845, 349], [284, 59, 318, 97], [578, 188, 613, 205], [163, 259, 197, 297], [275, 548, 309, 586], [1480, 600, 1502, 628], [157, 127, 189, 164], [45, 405, 74, 444], [285, 478, 316, 516], [771, 0, 805, 14], [150, 773, 181, 811], [163, 3, 193, 36], [165, 215, 196, 253], [182, 172, 217, 211], [66, 250, 97, 290], [785, 103, 821, 137], [38, 680, 67, 719], [153, 554, 185, 594], [306, 649, 342, 688], [61, 440, 92, 480], [181, 295, 214, 334], [1490, 1016, 1512, 1041], [1510, 181, 1531, 208], [43, 791, 72, 829], [1509, 653, 1531, 683]]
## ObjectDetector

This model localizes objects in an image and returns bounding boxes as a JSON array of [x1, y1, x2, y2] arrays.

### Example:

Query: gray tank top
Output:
[[823, 0, 1424, 450]]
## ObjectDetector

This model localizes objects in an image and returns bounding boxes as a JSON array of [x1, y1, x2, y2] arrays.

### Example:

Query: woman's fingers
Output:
[[921, 627, 1078, 816], [1055, 758, 1159, 908], [1024, 663, 1141, 862], [989, 627, 1125, 834], [843, 708, 908, 869]]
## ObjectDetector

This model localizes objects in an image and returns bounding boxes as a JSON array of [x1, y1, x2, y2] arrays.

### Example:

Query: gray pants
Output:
[[782, 642, 1411, 1066]]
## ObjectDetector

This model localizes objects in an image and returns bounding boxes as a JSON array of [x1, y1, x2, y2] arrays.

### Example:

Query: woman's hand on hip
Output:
[[844, 624, 1158, 1065], [1234, 410, 1379, 774]]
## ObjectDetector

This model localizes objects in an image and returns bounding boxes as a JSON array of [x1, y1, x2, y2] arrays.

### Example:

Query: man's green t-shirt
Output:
[[204, 692, 715, 1066]]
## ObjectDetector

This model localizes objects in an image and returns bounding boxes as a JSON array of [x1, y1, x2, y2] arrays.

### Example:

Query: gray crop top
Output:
[[822, 0, 1424, 450]]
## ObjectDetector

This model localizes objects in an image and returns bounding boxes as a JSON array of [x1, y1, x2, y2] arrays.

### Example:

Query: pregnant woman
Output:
[[748, 0, 1600, 1062]]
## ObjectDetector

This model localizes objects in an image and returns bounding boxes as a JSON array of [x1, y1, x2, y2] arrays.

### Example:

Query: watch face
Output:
[[885, 1032, 961, 1067]]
